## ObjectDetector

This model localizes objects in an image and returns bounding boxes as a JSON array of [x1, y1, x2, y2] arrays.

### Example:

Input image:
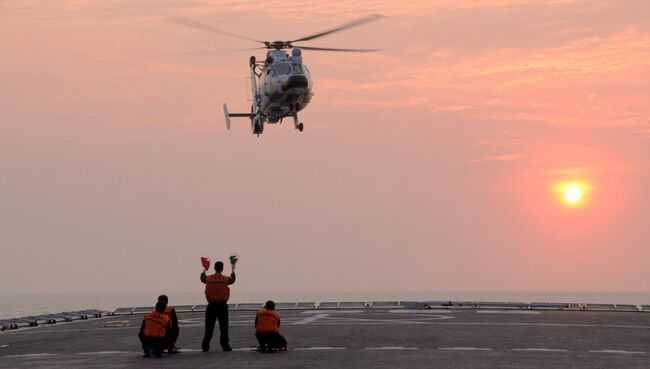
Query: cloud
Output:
[[314, 27, 650, 129], [469, 154, 525, 163]]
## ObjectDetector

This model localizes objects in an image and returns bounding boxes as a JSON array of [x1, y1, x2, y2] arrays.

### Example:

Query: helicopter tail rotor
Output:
[[223, 103, 255, 131], [223, 104, 231, 130]]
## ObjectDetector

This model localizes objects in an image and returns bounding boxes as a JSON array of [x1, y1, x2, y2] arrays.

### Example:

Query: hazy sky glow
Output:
[[1, 0, 649, 295]]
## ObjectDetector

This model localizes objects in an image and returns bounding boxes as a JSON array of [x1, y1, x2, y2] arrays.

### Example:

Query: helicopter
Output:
[[169, 15, 383, 135]]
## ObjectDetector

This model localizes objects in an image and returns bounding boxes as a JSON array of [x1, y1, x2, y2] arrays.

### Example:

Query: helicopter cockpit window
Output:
[[272, 63, 291, 75], [291, 64, 303, 74]]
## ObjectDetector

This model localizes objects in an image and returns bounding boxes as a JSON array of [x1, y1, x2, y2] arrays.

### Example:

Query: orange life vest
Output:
[[144, 311, 170, 338], [256, 309, 280, 333], [205, 273, 230, 302]]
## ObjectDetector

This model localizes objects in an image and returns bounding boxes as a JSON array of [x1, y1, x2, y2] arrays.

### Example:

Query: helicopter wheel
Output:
[[298, 122, 304, 132], [253, 117, 264, 135], [250, 56, 256, 68]]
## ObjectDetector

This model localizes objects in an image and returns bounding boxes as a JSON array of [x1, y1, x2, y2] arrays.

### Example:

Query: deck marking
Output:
[[180, 348, 203, 352], [78, 351, 132, 355], [3, 353, 58, 358], [295, 321, 650, 329], [294, 347, 346, 350], [232, 347, 257, 351], [512, 348, 568, 352], [0, 345, 9, 348], [390, 310, 453, 314], [588, 349, 646, 355], [478, 311, 541, 315], [301, 310, 363, 314], [321, 315, 454, 324], [439, 347, 492, 351], [366, 347, 419, 350], [294, 313, 329, 325]]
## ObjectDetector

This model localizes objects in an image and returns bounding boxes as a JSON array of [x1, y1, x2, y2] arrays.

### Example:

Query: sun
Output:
[[555, 181, 589, 207], [563, 185, 583, 203]]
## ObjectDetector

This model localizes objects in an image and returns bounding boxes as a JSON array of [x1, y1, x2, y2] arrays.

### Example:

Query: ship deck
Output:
[[1, 307, 649, 368]]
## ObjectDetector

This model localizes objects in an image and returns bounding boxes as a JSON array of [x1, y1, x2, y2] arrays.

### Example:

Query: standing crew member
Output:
[[200, 260, 236, 352], [157, 295, 180, 354], [255, 300, 287, 352], [139, 301, 172, 358]]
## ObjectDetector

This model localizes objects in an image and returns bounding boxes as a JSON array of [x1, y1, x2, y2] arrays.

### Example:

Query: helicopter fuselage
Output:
[[258, 49, 313, 123]]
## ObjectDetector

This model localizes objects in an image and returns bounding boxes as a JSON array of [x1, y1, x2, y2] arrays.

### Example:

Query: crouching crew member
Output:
[[158, 295, 180, 354], [255, 301, 287, 352], [200, 260, 236, 352], [139, 301, 172, 358]]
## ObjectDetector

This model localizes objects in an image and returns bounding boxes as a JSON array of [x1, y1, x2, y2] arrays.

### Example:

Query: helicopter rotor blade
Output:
[[196, 47, 267, 55], [295, 45, 380, 53], [168, 17, 264, 44], [289, 14, 384, 43]]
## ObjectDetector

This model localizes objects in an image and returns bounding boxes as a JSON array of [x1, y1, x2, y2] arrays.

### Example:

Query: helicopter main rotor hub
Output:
[[265, 41, 293, 50]]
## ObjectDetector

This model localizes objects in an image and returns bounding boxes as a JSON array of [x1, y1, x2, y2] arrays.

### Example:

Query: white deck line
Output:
[[365, 347, 419, 350], [478, 311, 541, 315], [3, 353, 58, 358], [390, 310, 453, 314], [438, 347, 492, 351], [0, 345, 10, 348], [301, 310, 363, 314], [78, 351, 132, 355], [588, 349, 646, 355], [512, 348, 568, 352], [294, 347, 346, 350], [299, 321, 650, 329], [294, 313, 329, 325]]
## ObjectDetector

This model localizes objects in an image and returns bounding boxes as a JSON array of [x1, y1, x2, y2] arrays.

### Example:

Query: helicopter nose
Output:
[[282, 75, 309, 90]]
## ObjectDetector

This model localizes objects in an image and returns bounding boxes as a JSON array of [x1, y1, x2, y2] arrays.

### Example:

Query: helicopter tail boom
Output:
[[223, 103, 254, 130]]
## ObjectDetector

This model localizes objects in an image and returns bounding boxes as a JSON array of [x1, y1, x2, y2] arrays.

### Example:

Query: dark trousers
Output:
[[255, 332, 287, 351], [168, 326, 179, 348], [202, 301, 229, 351], [138, 331, 168, 354]]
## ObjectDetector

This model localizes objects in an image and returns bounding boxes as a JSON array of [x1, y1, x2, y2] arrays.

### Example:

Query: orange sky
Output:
[[1, 0, 649, 295]]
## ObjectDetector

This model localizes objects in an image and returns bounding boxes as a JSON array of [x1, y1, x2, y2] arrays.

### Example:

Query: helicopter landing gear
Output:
[[293, 115, 304, 132], [252, 116, 264, 136], [249, 56, 256, 68]]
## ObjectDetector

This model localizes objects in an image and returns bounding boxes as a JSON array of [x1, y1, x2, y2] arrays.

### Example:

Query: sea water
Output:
[[2, 291, 649, 320]]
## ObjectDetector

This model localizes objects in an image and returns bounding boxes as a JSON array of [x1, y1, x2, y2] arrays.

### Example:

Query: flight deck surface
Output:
[[1, 308, 649, 368]]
